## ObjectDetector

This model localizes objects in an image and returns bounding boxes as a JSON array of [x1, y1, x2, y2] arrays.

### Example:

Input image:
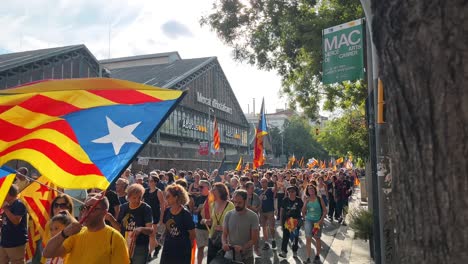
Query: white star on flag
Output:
[[92, 116, 143, 155]]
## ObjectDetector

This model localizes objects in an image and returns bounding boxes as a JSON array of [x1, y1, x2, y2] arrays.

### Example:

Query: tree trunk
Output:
[[371, 0, 468, 263]]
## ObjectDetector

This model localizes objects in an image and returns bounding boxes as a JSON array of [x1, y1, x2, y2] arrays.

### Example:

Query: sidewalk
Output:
[[322, 186, 373, 264]]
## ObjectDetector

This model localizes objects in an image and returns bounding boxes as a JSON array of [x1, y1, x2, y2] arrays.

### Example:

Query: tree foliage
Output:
[[280, 115, 328, 159], [316, 108, 368, 159], [201, 0, 365, 119]]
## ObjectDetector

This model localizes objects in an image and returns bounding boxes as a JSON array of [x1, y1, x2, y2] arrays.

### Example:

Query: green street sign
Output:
[[322, 19, 365, 84]]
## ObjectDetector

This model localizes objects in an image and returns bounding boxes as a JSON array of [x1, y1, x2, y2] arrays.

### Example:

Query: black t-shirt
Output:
[[157, 182, 166, 192], [194, 195, 208, 230], [162, 207, 195, 259], [281, 197, 304, 223], [1, 199, 27, 247], [259, 188, 275, 213], [118, 195, 127, 205], [143, 188, 161, 223], [267, 180, 275, 188], [106, 190, 120, 217], [117, 202, 153, 245]]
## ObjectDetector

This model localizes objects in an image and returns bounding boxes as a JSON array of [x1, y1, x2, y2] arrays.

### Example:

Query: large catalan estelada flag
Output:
[[0, 78, 185, 189], [0, 166, 16, 206], [253, 98, 268, 169]]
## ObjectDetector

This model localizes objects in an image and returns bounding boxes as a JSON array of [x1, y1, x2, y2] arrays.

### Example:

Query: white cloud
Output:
[[0, 0, 286, 113]]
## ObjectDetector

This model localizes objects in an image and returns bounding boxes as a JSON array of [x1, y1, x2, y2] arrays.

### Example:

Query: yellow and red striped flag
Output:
[[253, 99, 268, 169], [0, 78, 185, 189], [24, 217, 41, 262], [213, 117, 220, 151], [0, 166, 16, 206], [307, 158, 318, 169], [235, 156, 243, 171], [336, 157, 344, 164], [320, 160, 326, 169], [20, 176, 57, 239]]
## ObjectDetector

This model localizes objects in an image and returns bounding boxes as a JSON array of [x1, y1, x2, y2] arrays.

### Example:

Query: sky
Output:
[[0, 0, 287, 114]]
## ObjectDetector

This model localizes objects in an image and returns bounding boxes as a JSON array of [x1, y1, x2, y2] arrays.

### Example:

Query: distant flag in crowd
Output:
[[235, 156, 243, 171], [299, 157, 304, 168], [287, 155, 296, 169], [320, 160, 326, 169], [0, 166, 15, 206], [0, 78, 185, 189], [345, 159, 354, 169], [354, 176, 361, 186], [253, 98, 268, 169], [336, 157, 344, 164], [307, 158, 318, 168], [244, 162, 250, 171], [333, 164, 337, 171], [212, 117, 220, 152]]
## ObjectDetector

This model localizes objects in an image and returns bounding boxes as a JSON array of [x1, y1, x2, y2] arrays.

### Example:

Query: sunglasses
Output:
[[79, 205, 104, 212], [53, 203, 69, 209]]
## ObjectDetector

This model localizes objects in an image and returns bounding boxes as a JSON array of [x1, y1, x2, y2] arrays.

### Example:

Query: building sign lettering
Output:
[[225, 131, 241, 139], [180, 119, 207, 133], [197, 92, 233, 114]]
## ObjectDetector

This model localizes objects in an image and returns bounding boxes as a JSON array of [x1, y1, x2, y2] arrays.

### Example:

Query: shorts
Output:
[[195, 228, 209, 248], [259, 211, 275, 226], [304, 220, 323, 238]]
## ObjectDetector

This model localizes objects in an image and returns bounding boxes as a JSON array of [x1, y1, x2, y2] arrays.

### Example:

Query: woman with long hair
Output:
[[160, 184, 196, 264], [204, 182, 234, 263], [302, 185, 327, 264]]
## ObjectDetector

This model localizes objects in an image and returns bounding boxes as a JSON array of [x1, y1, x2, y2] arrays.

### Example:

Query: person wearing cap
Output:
[[278, 186, 303, 259]]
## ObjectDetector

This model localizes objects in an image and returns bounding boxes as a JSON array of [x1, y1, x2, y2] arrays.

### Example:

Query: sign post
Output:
[[322, 19, 364, 84]]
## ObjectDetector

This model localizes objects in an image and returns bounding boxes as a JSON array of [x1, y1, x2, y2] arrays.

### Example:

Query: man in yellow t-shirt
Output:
[[43, 193, 130, 264]]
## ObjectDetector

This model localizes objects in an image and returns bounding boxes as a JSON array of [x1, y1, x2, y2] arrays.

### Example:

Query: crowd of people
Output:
[[0, 166, 359, 264]]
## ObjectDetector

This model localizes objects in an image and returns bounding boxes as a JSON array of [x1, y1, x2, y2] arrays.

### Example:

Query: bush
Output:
[[349, 208, 373, 241]]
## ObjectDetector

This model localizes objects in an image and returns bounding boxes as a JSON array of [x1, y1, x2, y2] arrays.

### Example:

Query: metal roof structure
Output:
[[100, 51, 181, 64], [0, 44, 97, 73], [108, 57, 215, 89]]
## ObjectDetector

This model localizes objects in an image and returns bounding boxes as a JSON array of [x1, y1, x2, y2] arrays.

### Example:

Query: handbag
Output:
[[210, 230, 223, 247], [210, 202, 229, 247], [209, 249, 244, 264]]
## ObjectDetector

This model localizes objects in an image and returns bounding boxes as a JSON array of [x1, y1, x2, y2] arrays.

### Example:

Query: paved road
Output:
[[149, 217, 343, 264]]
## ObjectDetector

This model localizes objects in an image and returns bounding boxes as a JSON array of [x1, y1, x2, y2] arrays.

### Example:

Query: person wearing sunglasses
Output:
[[43, 193, 130, 264], [43, 194, 74, 247]]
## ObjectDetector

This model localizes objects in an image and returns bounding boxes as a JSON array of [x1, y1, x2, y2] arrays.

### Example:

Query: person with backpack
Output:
[[302, 184, 327, 264]]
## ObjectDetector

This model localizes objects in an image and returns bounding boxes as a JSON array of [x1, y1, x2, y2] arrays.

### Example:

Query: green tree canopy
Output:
[[201, 0, 365, 119], [316, 108, 368, 159], [281, 115, 328, 159]]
